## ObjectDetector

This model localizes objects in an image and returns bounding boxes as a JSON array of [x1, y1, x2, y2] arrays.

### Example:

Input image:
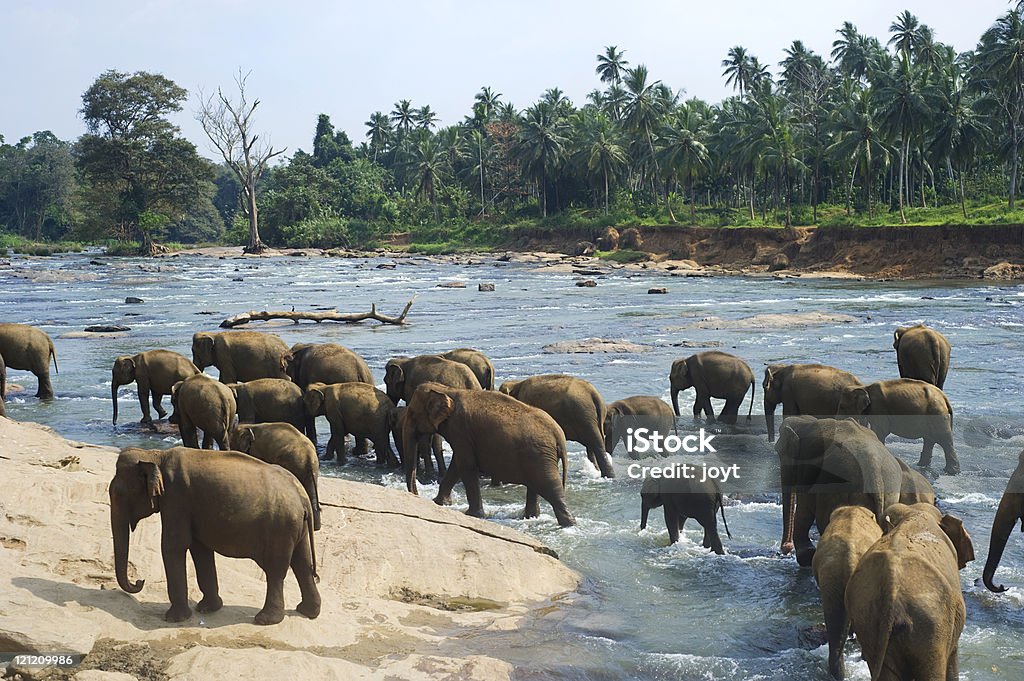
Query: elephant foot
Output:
[[465, 507, 486, 519], [432, 494, 453, 506], [780, 541, 794, 555], [296, 599, 321, 619], [164, 604, 193, 622], [945, 462, 961, 475], [253, 607, 285, 625], [796, 547, 815, 567], [916, 457, 932, 469], [196, 595, 223, 613]]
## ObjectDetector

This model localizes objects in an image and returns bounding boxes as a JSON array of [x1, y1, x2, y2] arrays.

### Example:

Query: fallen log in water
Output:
[[219, 298, 415, 328]]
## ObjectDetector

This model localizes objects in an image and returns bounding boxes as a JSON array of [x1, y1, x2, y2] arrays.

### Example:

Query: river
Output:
[[3, 251, 1023, 680]]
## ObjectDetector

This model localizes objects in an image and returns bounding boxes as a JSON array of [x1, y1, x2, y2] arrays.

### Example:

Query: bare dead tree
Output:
[[196, 70, 285, 253]]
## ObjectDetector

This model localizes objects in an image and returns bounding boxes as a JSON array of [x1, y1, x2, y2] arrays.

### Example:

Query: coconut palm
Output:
[[930, 67, 989, 217], [390, 100, 416, 135], [623, 64, 667, 198], [514, 101, 567, 217], [474, 87, 502, 121], [889, 10, 921, 62], [659, 103, 710, 222], [596, 45, 629, 86], [574, 110, 627, 214], [828, 88, 890, 214], [416, 105, 439, 130], [400, 131, 448, 220], [364, 111, 392, 163], [722, 46, 756, 96]]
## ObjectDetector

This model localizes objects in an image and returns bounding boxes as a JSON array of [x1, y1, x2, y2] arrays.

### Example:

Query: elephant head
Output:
[[639, 483, 664, 531], [669, 359, 693, 416], [231, 425, 257, 453], [168, 380, 183, 424], [192, 333, 216, 370], [984, 452, 1024, 592], [384, 359, 409, 405], [390, 406, 406, 464], [111, 355, 138, 425], [836, 385, 871, 421], [763, 365, 787, 442], [603, 405, 623, 454], [892, 325, 914, 351], [109, 448, 164, 594], [885, 503, 975, 570], [281, 344, 312, 383], [302, 383, 329, 418], [497, 380, 520, 396], [401, 383, 454, 492]]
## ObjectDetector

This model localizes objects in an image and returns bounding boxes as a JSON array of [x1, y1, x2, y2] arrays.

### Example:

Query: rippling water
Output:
[[4, 251, 1024, 679]]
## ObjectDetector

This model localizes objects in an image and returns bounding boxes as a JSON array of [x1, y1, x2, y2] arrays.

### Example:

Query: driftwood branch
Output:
[[220, 298, 415, 328]]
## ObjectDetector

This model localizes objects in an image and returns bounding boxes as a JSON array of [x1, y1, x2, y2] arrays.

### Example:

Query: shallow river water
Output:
[[3, 251, 1024, 680]]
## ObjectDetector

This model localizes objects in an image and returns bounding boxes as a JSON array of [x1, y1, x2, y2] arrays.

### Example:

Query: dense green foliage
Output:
[[5, 9, 1024, 251]]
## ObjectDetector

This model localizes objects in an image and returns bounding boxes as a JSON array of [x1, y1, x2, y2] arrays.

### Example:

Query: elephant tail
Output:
[[559, 439, 568, 489], [864, 560, 900, 681], [745, 380, 755, 422], [718, 493, 732, 539], [306, 504, 319, 583], [49, 339, 58, 375]]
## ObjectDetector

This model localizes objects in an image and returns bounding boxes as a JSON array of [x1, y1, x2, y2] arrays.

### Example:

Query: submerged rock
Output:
[[543, 338, 648, 353]]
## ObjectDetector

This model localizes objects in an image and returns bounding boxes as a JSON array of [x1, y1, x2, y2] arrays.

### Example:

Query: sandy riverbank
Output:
[[0, 418, 579, 680]]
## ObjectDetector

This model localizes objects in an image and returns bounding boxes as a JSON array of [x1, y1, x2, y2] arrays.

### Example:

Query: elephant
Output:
[[846, 503, 974, 681], [836, 378, 959, 475], [499, 374, 615, 478], [391, 406, 442, 475], [437, 348, 495, 390], [109, 446, 320, 625], [811, 505, 882, 680], [282, 343, 374, 390], [229, 378, 312, 442], [983, 449, 1024, 592], [385, 355, 482, 476], [639, 475, 731, 553], [231, 422, 322, 531], [0, 323, 58, 398], [763, 363, 862, 442], [169, 374, 237, 450], [192, 331, 289, 384], [111, 350, 199, 426], [619, 227, 643, 250], [303, 382, 399, 466], [776, 416, 903, 566], [670, 351, 755, 424], [595, 226, 619, 251], [402, 383, 575, 526], [893, 323, 950, 389], [897, 458, 936, 506], [604, 396, 676, 456]]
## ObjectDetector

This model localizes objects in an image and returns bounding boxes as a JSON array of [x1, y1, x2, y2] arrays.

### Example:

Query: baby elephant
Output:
[[232, 422, 322, 531], [811, 506, 882, 680], [639, 475, 731, 553], [230, 378, 313, 443], [836, 378, 958, 474], [303, 382, 399, 465], [604, 396, 676, 457], [170, 374, 236, 450], [846, 503, 974, 681]]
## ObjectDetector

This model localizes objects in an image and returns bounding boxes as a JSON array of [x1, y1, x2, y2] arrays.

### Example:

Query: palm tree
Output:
[[364, 111, 392, 163], [474, 87, 502, 120], [828, 89, 890, 214], [660, 103, 710, 222], [416, 105, 439, 130], [596, 46, 629, 85], [400, 131, 448, 221], [930, 67, 989, 218], [623, 64, 667, 201], [889, 10, 921, 62], [390, 100, 416, 135], [722, 46, 755, 96], [514, 101, 566, 217], [575, 111, 627, 214]]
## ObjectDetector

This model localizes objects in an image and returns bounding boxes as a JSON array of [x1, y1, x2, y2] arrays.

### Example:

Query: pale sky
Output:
[[2, 0, 1013, 160]]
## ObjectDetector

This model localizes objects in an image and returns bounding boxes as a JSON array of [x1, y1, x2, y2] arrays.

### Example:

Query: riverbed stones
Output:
[[437, 281, 467, 288], [543, 338, 648, 353], [767, 253, 790, 272], [478, 283, 495, 291], [648, 287, 668, 294], [575, 279, 597, 287], [124, 296, 144, 304], [84, 325, 130, 333]]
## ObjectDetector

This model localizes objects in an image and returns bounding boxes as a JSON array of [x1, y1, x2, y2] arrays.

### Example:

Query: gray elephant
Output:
[[604, 396, 676, 456], [109, 446, 320, 625], [170, 374, 237, 450], [0, 323, 57, 398], [229, 378, 312, 442], [897, 457, 936, 506], [437, 348, 495, 390], [763, 363, 862, 442], [390, 405, 441, 475], [231, 422, 322, 531], [775, 416, 903, 566], [846, 503, 974, 681], [983, 449, 1024, 593], [639, 475, 730, 553], [670, 351, 754, 424], [192, 331, 289, 384], [283, 343, 374, 390], [111, 349, 199, 425], [894, 323, 950, 389], [403, 383, 574, 526], [499, 374, 615, 478], [836, 378, 958, 475], [811, 505, 882, 680], [303, 382, 399, 466]]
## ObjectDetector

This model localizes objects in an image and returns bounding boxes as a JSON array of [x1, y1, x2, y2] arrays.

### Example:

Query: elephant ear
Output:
[[762, 366, 776, 391], [303, 388, 326, 415], [138, 461, 164, 509], [385, 362, 404, 384], [170, 380, 183, 403], [280, 351, 295, 376], [426, 389, 455, 428], [670, 359, 688, 382], [939, 514, 975, 569], [848, 387, 871, 414]]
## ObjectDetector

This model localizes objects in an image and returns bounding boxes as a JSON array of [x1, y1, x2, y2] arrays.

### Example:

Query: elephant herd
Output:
[[0, 319, 1021, 679]]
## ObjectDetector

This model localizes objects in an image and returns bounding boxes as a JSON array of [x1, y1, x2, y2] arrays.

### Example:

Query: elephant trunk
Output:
[[640, 498, 651, 530], [765, 402, 776, 442], [401, 422, 420, 495], [111, 380, 121, 425], [983, 493, 1021, 593], [671, 388, 681, 417], [780, 490, 796, 555], [111, 502, 144, 593]]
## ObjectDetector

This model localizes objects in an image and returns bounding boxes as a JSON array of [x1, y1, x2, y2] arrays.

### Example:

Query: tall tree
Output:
[[197, 70, 286, 253], [364, 111, 392, 162], [514, 101, 566, 217], [596, 45, 630, 86]]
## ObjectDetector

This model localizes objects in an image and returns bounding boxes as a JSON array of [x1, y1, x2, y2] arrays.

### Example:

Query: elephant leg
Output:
[[459, 461, 484, 518], [692, 400, 702, 422], [136, 378, 153, 423], [291, 537, 321, 619], [151, 390, 167, 420], [794, 495, 816, 567], [946, 647, 958, 681], [353, 436, 369, 458], [418, 438, 434, 475], [918, 438, 935, 468], [190, 543, 223, 614], [254, 563, 288, 625], [938, 434, 960, 475], [305, 416, 318, 447], [525, 487, 541, 518], [664, 507, 681, 544], [161, 537, 192, 622], [585, 430, 615, 478], [538, 484, 576, 527], [35, 369, 54, 399], [719, 397, 741, 426], [179, 416, 200, 449], [431, 434, 446, 475], [433, 461, 460, 505], [699, 512, 725, 554], [700, 394, 717, 423], [214, 430, 229, 451], [823, 603, 848, 681], [201, 431, 213, 450]]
